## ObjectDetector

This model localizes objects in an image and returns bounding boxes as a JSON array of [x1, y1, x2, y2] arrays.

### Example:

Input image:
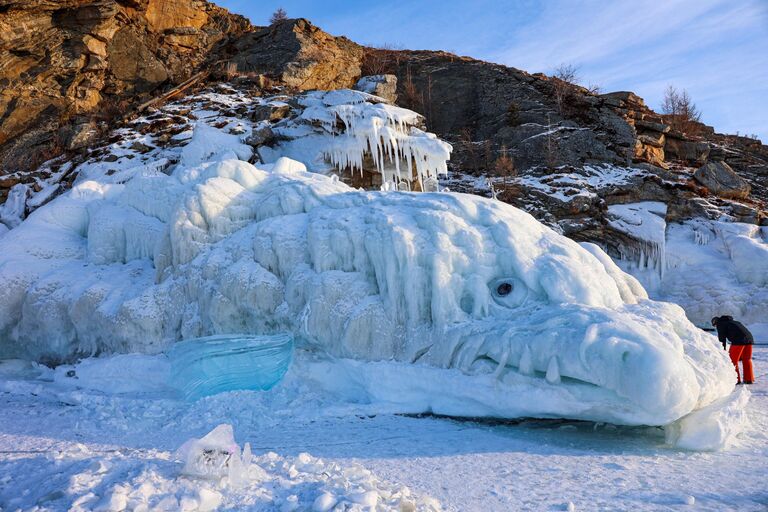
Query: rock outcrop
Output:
[[1, 11, 765, 236], [0, 0, 250, 174], [365, 50, 635, 172], [228, 18, 363, 90], [601, 91, 670, 169], [355, 74, 398, 104]]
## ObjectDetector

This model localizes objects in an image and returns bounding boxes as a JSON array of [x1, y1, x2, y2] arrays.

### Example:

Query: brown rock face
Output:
[[363, 50, 636, 172], [229, 18, 364, 90], [0, 0, 250, 171], [602, 91, 670, 169]]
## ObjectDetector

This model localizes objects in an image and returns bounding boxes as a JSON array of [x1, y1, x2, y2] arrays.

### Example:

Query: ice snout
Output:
[[461, 332, 699, 424]]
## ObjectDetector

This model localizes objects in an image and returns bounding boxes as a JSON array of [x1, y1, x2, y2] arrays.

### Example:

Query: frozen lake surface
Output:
[[0, 348, 766, 511]]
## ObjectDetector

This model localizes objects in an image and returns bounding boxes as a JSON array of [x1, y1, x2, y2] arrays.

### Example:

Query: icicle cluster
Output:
[[299, 91, 452, 190]]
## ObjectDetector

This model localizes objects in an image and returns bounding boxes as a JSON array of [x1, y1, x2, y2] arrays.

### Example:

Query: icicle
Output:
[[494, 346, 511, 379], [546, 356, 561, 384], [519, 345, 534, 376]]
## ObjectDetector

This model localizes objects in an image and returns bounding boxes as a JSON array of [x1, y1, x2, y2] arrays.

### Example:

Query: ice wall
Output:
[[606, 202, 768, 330], [607, 201, 668, 289]]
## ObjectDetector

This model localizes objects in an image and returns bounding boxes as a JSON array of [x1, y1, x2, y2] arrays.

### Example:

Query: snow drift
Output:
[[0, 99, 736, 427]]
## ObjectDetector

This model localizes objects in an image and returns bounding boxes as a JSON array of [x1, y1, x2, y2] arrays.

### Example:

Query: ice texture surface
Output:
[[169, 334, 293, 401], [607, 203, 768, 329]]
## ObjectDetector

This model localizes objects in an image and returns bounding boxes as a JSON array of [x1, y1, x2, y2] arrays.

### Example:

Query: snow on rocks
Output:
[[606, 201, 668, 284], [260, 89, 452, 190], [611, 211, 768, 329], [0, 183, 30, 228]]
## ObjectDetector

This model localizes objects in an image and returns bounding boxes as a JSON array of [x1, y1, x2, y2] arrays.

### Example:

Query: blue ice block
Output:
[[168, 333, 293, 401]]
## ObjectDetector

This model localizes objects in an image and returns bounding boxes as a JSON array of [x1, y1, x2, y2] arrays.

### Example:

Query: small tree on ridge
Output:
[[661, 85, 702, 135], [270, 7, 288, 25]]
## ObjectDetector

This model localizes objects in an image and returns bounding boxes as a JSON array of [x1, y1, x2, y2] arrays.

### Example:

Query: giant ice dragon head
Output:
[[0, 155, 734, 426]]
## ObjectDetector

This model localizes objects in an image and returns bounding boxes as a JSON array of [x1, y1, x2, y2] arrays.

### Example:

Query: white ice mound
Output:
[[259, 89, 452, 190], [0, 153, 735, 425]]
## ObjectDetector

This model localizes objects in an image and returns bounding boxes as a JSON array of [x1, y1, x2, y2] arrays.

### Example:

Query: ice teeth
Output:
[[546, 356, 561, 384], [493, 346, 511, 379], [519, 345, 534, 376]]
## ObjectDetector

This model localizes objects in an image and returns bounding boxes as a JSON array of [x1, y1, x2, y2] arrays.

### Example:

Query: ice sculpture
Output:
[[169, 334, 293, 401], [0, 122, 736, 426]]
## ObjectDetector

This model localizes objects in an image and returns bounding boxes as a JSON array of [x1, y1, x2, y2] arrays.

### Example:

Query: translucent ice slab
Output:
[[168, 334, 293, 401]]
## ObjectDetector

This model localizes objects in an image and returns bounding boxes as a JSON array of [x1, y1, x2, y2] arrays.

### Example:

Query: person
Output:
[[712, 315, 755, 384]]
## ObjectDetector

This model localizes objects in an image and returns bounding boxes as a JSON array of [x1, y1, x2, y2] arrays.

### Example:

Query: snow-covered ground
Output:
[[0, 348, 766, 511]]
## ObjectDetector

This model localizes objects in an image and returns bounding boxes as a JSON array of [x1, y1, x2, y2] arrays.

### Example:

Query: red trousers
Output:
[[729, 344, 754, 383]]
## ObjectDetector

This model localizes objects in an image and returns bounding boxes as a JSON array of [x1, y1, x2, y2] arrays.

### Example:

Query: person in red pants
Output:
[[712, 316, 755, 384]]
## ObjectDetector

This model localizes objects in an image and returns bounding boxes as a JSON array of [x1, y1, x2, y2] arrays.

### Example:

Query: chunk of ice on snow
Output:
[[169, 334, 293, 401], [665, 387, 750, 451], [177, 424, 241, 480]]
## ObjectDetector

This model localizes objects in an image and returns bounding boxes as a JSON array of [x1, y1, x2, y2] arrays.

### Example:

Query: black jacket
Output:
[[715, 316, 754, 350]]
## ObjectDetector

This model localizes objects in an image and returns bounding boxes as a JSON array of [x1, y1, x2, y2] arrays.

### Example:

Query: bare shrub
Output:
[[361, 43, 404, 76], [494, 145, 516, 183], [270, 7, 288, 25], [224, 62, 238, 80], [660, 85, 702, 135], [552, 63, 580, 115], [400, 65, 423, 111], [458, 127, 478, 173]]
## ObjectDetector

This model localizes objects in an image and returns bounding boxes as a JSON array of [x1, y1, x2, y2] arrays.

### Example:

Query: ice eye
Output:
[[496, 282, 513, 296], [489, 277, 535, 308]]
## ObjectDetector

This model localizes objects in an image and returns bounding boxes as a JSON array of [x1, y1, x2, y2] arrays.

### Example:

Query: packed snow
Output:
[[0, 348, 766, 511]]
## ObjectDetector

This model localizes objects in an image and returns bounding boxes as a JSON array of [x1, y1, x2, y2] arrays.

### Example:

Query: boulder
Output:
[[665, 138, 710, 164], [634, 139, 667, 168], [246, 125, 275, 147], [693, 162, 751, 199], [355, 75, 398, 103]]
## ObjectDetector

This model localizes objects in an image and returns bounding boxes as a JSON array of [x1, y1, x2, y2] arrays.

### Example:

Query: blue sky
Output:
[[217, 0, 768, 141]]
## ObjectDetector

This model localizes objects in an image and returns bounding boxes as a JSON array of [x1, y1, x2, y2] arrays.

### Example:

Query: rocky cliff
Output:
[[360, 46, 766, 229], [0, 0, 250, 176], [1, 14, 765, 235]]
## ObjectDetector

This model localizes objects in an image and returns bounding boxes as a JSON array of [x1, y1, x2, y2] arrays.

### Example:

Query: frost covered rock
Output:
[[355, 74, 398, 104], [0, 183, 30, 228], [609, 210, 768, 329], [259, 89, 452, 191], [0, 141, 737, 425]]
